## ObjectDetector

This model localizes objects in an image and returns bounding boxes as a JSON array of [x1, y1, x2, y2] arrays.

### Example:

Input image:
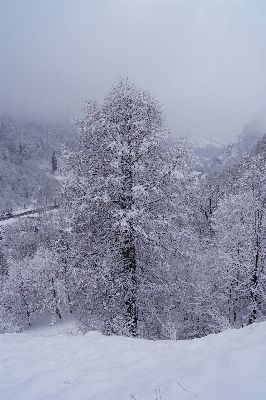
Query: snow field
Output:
[[1, 320, 266, 400]]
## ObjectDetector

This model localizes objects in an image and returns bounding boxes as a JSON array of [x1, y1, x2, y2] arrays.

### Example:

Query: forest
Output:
[[0, 79, 265, 339]]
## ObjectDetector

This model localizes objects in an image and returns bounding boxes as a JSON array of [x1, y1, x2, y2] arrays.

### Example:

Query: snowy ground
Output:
[[1, 319, 266, 400]]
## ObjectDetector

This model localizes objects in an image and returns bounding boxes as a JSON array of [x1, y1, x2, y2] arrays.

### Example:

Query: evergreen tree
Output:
[[52, 152, 58, 172]]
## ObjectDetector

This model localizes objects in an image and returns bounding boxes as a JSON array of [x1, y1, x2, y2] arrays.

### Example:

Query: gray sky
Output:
[[1, 1, 266, 142]]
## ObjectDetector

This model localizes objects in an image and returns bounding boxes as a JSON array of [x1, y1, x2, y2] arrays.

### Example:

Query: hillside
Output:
[[0, 117, 76, 216], [1, 319, 266, 400]]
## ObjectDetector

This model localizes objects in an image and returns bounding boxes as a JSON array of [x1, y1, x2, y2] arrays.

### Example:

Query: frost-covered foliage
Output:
[[61, 79, 197, 338], [212, 151, 266, 327], [199, 132, 266, 331], [0, 211, 72, 332], [1, 83, 265, 339], [0, 247, 71, 332], [0, 118, 76, 215]]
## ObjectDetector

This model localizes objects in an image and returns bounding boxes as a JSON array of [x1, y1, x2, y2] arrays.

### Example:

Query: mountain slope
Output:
[[0, 117, 76, 215], [1, 320, 265, 400]]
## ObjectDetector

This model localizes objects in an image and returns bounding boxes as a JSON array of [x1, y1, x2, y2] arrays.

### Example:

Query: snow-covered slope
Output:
[[193, 135, 228, 149], [1, 320, 266, 400]]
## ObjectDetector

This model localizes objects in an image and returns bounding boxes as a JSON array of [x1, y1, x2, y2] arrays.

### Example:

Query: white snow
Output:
[[0, 205, 36, 226], [1, 319, 266, 400]]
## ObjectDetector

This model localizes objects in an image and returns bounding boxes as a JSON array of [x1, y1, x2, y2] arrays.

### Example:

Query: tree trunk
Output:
[[19, 282, 31, 325], [248, 209, 261, 325], [120, 151, 138, 336], [123, 231, 138, 336], [51, 277, 62, 320]]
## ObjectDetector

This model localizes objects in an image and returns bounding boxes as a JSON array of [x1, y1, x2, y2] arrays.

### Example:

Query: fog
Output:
[[1, 1, 266, 141]]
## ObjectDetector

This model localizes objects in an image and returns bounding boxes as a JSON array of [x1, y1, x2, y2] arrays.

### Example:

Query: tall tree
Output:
[[62, 79, 195, 337], [212, 152, 266, 327]]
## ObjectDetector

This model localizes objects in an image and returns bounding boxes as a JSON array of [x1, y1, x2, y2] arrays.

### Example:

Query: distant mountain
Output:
[[194, 118, 266, 175], [194, 135, 228, 149], [193, 136, 227, 174], [217, 119, 266, 165]]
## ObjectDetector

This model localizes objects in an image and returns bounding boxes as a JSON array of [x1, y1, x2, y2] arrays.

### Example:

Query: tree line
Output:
[[1, 79, 265, 339]]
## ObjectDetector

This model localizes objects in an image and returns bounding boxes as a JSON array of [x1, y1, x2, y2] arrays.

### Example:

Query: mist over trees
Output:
[[0, 79, 265, 339], [0, 118, 76, 215]]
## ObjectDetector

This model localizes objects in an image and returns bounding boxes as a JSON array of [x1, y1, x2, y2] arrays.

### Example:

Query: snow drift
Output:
[[1, 320, 266, 400]]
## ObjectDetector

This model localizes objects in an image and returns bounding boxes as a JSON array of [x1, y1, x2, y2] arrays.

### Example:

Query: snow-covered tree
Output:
[[62, 79, 195, 337], [213, 152, 266, 327], [0, 247, 70, 331]]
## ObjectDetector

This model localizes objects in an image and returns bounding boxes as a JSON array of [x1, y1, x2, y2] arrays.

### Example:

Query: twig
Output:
[[155, 386, 162, 400], [178, 382, 198, 397]]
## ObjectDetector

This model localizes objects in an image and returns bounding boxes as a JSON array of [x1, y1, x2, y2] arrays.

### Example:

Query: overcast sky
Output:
[[1, 1, 266, 142]]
